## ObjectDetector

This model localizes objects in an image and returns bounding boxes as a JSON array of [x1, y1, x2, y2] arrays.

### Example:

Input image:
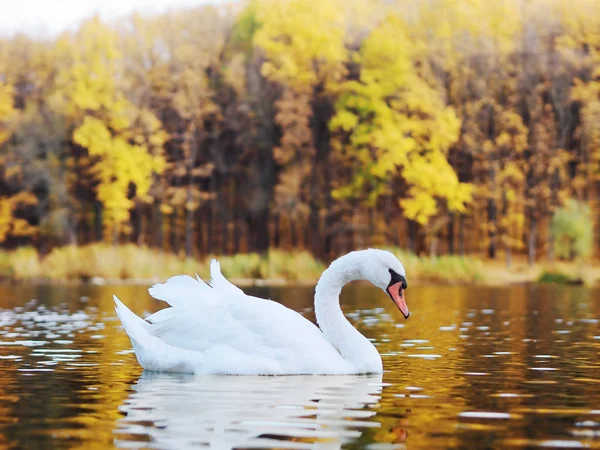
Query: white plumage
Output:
[[114, 249, 408, 375]]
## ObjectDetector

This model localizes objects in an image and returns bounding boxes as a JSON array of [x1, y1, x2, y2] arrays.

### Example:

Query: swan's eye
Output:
[[388, 269, 407, 290]]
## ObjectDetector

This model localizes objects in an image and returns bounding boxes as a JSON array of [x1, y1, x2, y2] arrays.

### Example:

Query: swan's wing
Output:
[[147, 293, 334, 357], [148, 274, 210, 307]]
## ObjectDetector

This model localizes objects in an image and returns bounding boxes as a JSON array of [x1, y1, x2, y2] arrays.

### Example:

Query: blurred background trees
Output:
[[0, 0, 599, 265]]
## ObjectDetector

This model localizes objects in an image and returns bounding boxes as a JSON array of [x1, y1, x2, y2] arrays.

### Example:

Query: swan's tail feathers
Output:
[[114, 295, 151, 345], [209, 259, 244, 295], [148, 274, 211, 307], [114, 295, 203, 373]]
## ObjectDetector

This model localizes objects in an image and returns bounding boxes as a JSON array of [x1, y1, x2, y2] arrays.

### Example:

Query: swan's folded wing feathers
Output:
[[148, 263, 243, 309], [143, 305, 180, 327], [146, 292, 344, 368], [147, 299, 265, 353], [148, 274, 215, 307]]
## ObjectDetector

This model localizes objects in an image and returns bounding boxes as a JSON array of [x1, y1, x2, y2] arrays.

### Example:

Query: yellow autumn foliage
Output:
[[0, 82, 14, 145], [331, 13, 473, 225], [558, 0, 600, 173], [254, 0, 348, 92], [52, 18, 167, 236], [415, 0, 523, 67]]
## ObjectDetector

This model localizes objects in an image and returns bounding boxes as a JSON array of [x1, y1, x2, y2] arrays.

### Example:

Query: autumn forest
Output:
[[1, 0, 599, 270]]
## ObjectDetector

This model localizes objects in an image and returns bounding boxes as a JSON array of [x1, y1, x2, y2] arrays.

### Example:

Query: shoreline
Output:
[[1, 244, 598, 287], [0, 272, 591, 287]]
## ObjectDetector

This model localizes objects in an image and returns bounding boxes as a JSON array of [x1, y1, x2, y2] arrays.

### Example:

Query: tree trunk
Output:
[[215, 203, 223, 255], [93, 201, 102, 242], [487, 196, 497, 259], [170, 212, 179, 255], [196, 207, 204, 255], [220, 208, 229, 254], [243, 59, 278, 256], [459, 214, 466, 256], [310, 85, 335, 259], [154, 204, 163, 250], [447, 213, 455, 254], [323, 208, 333, 260], [206, 202, 214, 254], [246, 209, 270, 253], [368, 208, 375, 248], [429, 235, 438, 258], [272, 211, 281, 248], [232, 215, 240, 255], [68, 222, 78, 246], [132, 201, 143, 246], [231, 181, 240, 254], [111, 223, 118, 246], [408, 219, 417, 253], [185, 205, 194, 258], [290, 214, 298, 249], [308, 203, 320, 257], [155, 204, 165, 250], [547, 220, 554, 261], [528, 215, 536, 266]]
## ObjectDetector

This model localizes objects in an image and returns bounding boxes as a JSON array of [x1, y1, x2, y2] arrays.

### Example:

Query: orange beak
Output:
[[387, 282, 409, 319]]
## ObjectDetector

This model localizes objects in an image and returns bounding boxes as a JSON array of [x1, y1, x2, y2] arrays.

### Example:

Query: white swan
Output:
[[114, 248, 409, 375]]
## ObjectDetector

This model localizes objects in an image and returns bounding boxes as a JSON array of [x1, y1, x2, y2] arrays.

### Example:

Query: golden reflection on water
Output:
[[0, 283, 597, 448]]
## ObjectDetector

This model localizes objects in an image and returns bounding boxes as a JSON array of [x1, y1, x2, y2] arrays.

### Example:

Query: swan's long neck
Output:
[[314, 252, 382, 372]]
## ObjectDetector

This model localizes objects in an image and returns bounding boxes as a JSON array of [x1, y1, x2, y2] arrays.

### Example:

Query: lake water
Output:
[[0, 282, 598, 449]]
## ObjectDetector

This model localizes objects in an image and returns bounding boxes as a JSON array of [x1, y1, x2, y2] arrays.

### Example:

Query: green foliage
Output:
[[537, 270, 581, 285], [550, 199, 594, 260], [231, 0, 261, 50]]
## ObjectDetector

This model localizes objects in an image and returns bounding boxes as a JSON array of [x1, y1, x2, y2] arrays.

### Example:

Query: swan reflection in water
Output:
[[115, 372, 384, 449]]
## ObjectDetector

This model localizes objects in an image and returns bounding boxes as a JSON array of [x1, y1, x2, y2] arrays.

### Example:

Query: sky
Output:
[[0, 0, 218, 37]]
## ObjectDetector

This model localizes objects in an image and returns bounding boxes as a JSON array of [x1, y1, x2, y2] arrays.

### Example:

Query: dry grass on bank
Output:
[[0, 244, 598, 285], [0, 245, 324, 283], [0, 244, 204, 281]]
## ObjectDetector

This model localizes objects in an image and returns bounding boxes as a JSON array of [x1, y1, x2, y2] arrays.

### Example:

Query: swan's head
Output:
[[362, 249, 409, 319]]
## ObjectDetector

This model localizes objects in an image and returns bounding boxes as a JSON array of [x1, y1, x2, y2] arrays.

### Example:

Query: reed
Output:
[[0, 247, 41, 279], [0, 244, 510, 285], [0, 244, 205, 282], [384, 247, 484, 284], [214, 250, 325, 282]]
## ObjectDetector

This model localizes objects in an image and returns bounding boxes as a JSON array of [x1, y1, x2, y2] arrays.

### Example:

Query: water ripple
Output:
[[115, 373, 383, 449]]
